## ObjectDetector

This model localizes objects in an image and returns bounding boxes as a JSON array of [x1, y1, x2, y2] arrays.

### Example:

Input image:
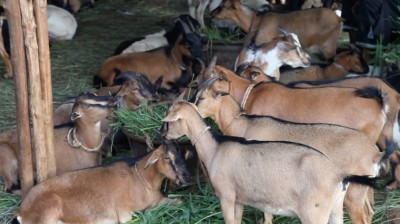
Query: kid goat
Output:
[[194, 79, 395, 223], [14, 140, 191, 224], [161, 101, 382, 224], [0, 92, 119, 193], [94, 15, 203, 93]]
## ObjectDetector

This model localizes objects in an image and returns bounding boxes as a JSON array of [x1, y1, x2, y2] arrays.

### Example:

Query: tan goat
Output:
[[14, 140, 191, 224], [0, 92, 119, 193], [161, 100, 381, 224], [211, 0, 342, 64], [194, 81, 395, 223]]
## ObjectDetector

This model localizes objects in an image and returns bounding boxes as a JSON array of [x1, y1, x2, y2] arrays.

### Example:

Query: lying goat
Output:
[[161, 100, 381, 224], [113, 16, 200, 56], [14, 140, 191, 224], [94, 15, 203, 93], [188, 0, 271, 29], [196, 57, 388, 148], [0, 92, 118, 193], [212, 0, 342, 63], [47, 5, 77, 40], [194, 80, 395, 223], [235, 29, 311, 80], [279, 45, 370, 83]]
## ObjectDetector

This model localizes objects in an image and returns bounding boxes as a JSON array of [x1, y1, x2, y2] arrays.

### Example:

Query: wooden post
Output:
[[18, 0, 49, 183], [33, 0, 56, 177], [4, 0, 34, 196]]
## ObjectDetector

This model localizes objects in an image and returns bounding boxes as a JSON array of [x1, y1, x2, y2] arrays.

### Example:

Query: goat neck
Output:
[[214, 66, 252, 108], [171, 45, 188, 71], [72, 119, 105, 151], [134, 154, 166, 193], [216, 96, 247, 136]]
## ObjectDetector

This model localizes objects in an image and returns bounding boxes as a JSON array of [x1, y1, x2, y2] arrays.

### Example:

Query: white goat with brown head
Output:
[[235, 29, 311, 80], [161, 100, 381, 224], [194, 77, 396, 223], [14, 140, 191, 224]]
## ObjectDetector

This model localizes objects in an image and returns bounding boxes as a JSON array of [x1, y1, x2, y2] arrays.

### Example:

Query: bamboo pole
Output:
[[33, 0, 56, 177], [4, 0, 34, 196], [18, 0, 49, 183]]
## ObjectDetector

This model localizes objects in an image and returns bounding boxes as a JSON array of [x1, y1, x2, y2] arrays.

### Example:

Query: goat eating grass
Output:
[[14, 140, 191, 224]]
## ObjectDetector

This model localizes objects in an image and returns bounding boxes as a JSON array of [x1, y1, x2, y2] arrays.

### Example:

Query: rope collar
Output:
[[135, 163, 159, 191], [240, 84, 255, 109], [192, 126, 211, 146], [222, 112, 245, 135], [67, 127, 105, 152]]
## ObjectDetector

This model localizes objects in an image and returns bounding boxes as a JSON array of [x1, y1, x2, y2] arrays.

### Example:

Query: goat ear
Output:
[[161, 112, 181, 122], [71, 112, 81, 121], [144, 150, 161, 169]]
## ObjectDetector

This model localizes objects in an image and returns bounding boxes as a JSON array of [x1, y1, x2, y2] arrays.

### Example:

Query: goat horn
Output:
[[177, 17, 192, 34], [278, 27, 289, 37], [206, 56, 218, 75]]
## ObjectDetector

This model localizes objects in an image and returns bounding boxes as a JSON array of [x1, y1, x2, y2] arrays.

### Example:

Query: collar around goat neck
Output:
[[240, 84, 255, 109], [192, 126, 211, 146], [135, 163, 159, 191], [67, 127, 105, 152], [222, 112, 245, 135]]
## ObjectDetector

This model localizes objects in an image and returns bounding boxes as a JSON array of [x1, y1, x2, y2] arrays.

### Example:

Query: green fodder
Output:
[[0, 186, 21, 224]]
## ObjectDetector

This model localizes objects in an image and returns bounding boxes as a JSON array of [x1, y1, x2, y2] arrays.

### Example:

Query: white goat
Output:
[[47, 4, 77, 40]]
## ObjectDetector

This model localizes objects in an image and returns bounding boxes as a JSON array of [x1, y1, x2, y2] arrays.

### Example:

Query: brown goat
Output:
[[211, 0, 342, 63], [234, 29, 311, 80], [0, 92, 119, 193], [14, 140, 191, 224], [194, 82, 395, 223], [196, 58, 388, 145], [94, 15, 203, 92], [288, 77, 400, 189], [279, 47, 370, 83], [161, 100, 381, 224]]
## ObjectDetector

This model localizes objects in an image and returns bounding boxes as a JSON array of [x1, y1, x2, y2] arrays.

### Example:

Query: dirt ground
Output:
[[0, 0, 189, 132]]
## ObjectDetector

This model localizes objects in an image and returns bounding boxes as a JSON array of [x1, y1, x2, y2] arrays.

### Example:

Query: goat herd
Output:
[[1, 0, 400, 223]]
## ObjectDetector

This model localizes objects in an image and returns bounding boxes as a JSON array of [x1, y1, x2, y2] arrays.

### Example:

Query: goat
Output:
[[0, 13, 12, 79], [0, 92, 119, 193], [196, 57, 388, 147], [49, 0, 95, 14], [94, 15, 203, 93], [279, 45, 370, 83], [113, 30, 168, 55], [161, 100, 382, 224], [188, 0, 271, 29], [211, 0, 342, 63], [14, 140, 191, 224], [47, 5, 77, 40], [287, 77, 400, 189], [194, 80, 395, 223], [235, 29, 311, 80]]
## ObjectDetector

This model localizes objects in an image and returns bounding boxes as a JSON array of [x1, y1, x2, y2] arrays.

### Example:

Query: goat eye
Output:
[[251, 72, 259, 79]]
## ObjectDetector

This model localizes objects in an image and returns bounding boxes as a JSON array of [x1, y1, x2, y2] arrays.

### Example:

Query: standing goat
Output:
[[235, 29, 311, 80], [211, 0, 342, 63], [94, 15, 203, 93], [14, 140, 191, 224], [194, 80, 395, 223], [196, 57, 388, 148], [161, 100, 381, 224], [0, 92, 119, 193]]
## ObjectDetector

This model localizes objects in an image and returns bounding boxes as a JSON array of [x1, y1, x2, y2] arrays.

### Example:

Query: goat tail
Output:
[[354, 86, 385, 108], [380, 138, 398, 164], [343, 175, 380, 189], [10, 212, 20, 224]]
